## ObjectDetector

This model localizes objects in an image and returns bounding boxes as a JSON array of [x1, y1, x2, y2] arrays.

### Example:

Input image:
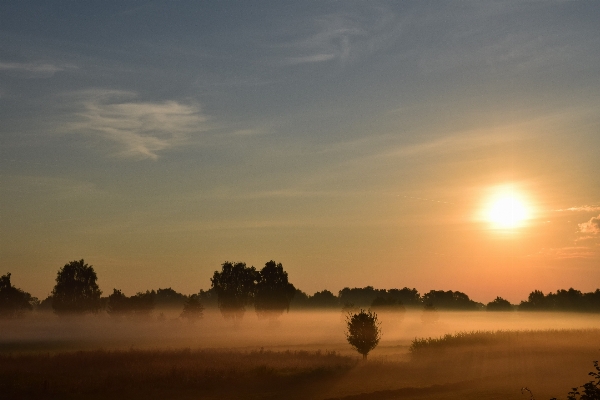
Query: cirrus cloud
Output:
[[0, 61, 76, 78], [65, 90, 209, 160]]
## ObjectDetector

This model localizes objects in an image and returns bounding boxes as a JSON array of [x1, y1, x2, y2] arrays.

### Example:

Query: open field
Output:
[[1, 311, 599, 399]]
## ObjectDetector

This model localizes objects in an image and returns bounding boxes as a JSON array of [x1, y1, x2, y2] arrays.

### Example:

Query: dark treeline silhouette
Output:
[[1, 258, 600, 319], [338, 286, 421, 309], [519, 288, 600, 312], [210, 260, 296, 323], [0, 273, 38, 318], [107, 289, 155, 317], [486, 296, 514, 311], [370, 296, 406, 312], [291, 289, 340, 309], [422, 290, 482, 310]]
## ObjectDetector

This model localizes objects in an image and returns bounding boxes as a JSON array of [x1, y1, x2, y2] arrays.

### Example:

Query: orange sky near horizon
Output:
[[1, 1, 599, 303]]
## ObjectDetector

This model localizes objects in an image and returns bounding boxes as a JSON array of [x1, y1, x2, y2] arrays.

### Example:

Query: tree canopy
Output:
[[180, 294, 205, 321], [107, 289, 155, 317], [370, 296, 405, 312], [519, 288, 600, 312], [254, 260, 295, 318], [0, 273, 36, 318], [211, 261, 259, 322], [345, 309, 381, 360], [422, 290, 480, 310], [339, 286, 420, 308], [486, 296, 513, 311], [51, 259, 102, 314]]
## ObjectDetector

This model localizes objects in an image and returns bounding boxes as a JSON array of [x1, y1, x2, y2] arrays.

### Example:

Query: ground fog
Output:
[[1, 310, 599, 399]]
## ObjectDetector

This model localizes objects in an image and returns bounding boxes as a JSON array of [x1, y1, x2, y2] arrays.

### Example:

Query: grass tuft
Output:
[[409, 329, 599, 354]]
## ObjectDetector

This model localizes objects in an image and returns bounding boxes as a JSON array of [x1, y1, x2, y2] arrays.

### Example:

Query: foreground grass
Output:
[[2, 328, 599, 399], [0, 348, 356, 400]]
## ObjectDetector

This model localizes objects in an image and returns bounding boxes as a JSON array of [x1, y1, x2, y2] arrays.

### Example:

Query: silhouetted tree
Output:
[[552, 288, 585, 311], [338, 286, 421, 308], [129, 291, 155, 316], [519, 290, 548, 310], [180, 294, 204, 321], [519, 288, 600, 312], [583, 289, 600, 312], [107, 289, 129, 316], [37, 295, 54, 311], [486, 296, 513, 311], [289, 288, 310, 309], [0, 273, 37, 318], [197, 287, 219, 308], [345, 309, 381, 360], [307, 290, 340, 308], [52, 259, 102, 314], [387, 287, 421, 306], [550, 360, 600, 400], [371, 296, 406, 312], [211, 261, 259, 322], [254, 260, 295, 319], [106, 289, 154, 317], [155, 288, 188, 308], [339, 286, 386, 308], [422, 290, 479, 310]]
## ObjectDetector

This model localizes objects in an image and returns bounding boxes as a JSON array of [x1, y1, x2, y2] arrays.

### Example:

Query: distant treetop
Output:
[[51, 259, 102, 314]]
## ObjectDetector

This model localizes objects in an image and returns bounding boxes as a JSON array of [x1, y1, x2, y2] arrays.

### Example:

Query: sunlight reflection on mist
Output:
[[2, 310, 599, 358]]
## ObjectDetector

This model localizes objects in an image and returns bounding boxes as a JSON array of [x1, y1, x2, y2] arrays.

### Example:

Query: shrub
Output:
[[345, 309, 381, 360]]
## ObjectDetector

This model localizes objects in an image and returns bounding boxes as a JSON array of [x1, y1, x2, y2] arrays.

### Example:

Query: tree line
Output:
[[1, 258, 599, 319]]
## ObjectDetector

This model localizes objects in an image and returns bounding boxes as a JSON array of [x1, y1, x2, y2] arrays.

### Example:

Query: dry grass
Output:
[[0, 349, 356, 399], [409, 328, 599, 354]]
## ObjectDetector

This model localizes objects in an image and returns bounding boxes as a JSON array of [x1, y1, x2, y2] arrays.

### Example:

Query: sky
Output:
[[1, 0, 599, 303]]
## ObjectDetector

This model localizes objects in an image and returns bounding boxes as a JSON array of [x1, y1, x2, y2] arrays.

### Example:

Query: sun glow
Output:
[[483, 188, 531, 230]]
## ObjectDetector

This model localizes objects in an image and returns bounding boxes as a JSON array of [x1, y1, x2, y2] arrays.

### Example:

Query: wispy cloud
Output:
[[278, 7, 400, 66], [65, 90, 209, 160], [554, 205, 600, 212], [284, 53, 337, 66], [533, 246, 597, 260], [281, 16, 359, 65], [579, 214, 600, 235], [0, 61, 75, 78]]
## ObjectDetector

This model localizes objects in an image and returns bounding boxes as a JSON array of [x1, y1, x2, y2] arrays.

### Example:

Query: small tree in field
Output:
[[345, 309, 381, 360]]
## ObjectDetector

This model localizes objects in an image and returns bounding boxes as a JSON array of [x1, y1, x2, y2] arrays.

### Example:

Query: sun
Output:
[[482, 188, 531, 230]]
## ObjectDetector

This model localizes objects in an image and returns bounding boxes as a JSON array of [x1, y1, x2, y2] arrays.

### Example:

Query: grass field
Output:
[[1, 311, 599, 399]]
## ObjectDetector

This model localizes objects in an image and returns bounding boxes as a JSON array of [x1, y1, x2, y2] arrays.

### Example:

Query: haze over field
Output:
[[2, 1, 600, 303], [2, 310, 600, 355], [2, 310, 600, 399]]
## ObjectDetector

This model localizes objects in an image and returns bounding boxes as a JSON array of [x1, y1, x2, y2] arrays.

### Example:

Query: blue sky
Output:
[[1, 1, 599, 301]]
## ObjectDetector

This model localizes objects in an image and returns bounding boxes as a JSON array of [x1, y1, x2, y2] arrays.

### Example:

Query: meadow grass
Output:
[[2, 326, 599, 399], [409, 328, 600, 354], [0, 348, 356, 399]]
